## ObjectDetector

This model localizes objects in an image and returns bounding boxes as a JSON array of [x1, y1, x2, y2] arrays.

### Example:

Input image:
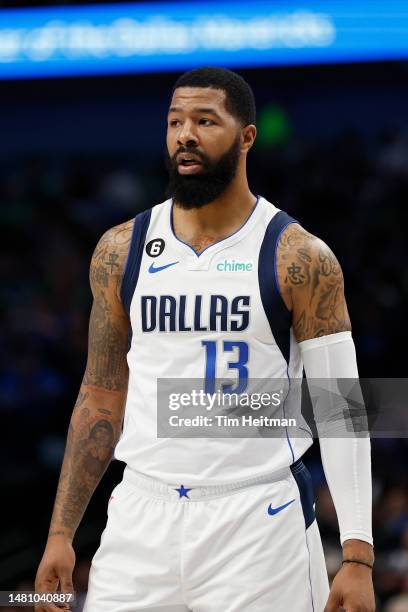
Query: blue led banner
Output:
[[0, 1, 407, 79]]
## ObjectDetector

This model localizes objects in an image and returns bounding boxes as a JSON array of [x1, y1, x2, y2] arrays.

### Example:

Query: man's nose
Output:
[[177, 121, 198, 147]]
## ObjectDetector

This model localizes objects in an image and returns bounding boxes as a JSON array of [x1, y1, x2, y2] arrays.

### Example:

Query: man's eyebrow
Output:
[[168, 106, 222, 119]]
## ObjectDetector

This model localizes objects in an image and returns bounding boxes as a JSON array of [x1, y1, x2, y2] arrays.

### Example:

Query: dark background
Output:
[[0, 2, 408, 610]]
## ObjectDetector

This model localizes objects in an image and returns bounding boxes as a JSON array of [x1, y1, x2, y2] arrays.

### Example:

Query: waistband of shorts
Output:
[[121, 462, 301, 501]]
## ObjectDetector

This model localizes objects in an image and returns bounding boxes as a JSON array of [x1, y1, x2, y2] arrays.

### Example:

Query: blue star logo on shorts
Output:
[[174, 485, 192, 499]]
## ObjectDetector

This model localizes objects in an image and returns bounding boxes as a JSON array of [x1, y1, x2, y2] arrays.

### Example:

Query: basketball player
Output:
[[35, 67, 375, 611]]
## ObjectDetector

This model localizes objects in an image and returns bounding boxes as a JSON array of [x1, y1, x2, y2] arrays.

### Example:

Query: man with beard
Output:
[[35, 67, 375, 612]]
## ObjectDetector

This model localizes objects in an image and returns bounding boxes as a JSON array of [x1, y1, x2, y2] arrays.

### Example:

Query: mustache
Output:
[[171, 147, 208, 165]]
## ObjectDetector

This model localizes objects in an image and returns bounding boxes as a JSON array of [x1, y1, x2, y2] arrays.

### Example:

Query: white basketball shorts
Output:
[[84, 459, 329, 611]]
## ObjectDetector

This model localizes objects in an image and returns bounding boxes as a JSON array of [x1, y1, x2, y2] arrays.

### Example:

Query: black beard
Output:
[[165, 136, 241, 210]]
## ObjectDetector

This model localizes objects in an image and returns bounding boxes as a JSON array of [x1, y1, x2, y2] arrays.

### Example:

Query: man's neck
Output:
[[172, 183, 256, 253]]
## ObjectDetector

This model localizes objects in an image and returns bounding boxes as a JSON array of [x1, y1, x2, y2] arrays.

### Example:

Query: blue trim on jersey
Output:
[[304, 527, 316, 612], [258, 211, 297, 365], [122, 214, 138, 283], [170, 196, 260, 258], [120, 208, 152, 329], [290, 459, 316, 530], [283, 364, 295, 464]]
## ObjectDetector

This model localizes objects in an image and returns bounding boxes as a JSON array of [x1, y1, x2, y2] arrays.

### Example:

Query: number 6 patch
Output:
[[146, 238, 165, 257]]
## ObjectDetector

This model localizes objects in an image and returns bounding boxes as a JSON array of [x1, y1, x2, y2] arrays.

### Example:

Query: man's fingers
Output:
[[35, 571, 58, 593], [34, 577, 59, 612], [59, 571, 74, 594], [34, 591, 71, 612], [324, 592, 341, 612], [59, 569, 74, 609], [34, 568, 73, 612]]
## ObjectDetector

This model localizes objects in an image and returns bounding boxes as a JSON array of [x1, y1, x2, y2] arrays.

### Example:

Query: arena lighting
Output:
[[0, 1, 407, 79]]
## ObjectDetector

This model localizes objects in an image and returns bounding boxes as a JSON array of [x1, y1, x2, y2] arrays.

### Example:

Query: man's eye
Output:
[[169, 119, 180, 127], [199, 118, 214, 126]]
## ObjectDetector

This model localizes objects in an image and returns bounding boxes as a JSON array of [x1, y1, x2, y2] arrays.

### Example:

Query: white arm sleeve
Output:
[[298, 331, 373, 546]]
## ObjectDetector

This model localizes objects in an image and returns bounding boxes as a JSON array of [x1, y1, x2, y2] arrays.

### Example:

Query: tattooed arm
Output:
[[35, 219, 133, 610], [277, 225, 375, 612], [275, 223, 351, 340]]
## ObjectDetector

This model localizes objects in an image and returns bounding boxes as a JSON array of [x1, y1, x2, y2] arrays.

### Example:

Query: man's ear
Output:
[[241, 124, 257, 153]]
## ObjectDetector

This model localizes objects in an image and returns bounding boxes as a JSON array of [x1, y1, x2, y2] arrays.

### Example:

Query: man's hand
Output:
[[34, 536, 75, 612], [324, 563, 375, 612]]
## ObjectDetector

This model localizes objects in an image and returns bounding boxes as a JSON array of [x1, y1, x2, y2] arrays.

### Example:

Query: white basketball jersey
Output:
[[115, 196, 313, 484]]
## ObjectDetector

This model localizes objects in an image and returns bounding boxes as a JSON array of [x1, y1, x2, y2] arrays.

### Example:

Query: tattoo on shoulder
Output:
[[90, 220, 134, 293], [287, 261, 307, 286], [85, 221, 132, 390], [277, 224, 351, 341]]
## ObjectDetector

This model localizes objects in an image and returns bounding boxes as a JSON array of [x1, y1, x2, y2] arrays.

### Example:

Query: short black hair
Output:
[[172, 66, 256, 126]]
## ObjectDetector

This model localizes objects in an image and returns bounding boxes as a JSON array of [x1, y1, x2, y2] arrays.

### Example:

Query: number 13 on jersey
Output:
[[201, 340, 249, 394]]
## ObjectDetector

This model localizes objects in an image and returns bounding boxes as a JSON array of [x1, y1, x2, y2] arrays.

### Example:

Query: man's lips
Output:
[[177, 152, 203, 166], [175, 152, 205, 174], [177, 162, 203, 175]]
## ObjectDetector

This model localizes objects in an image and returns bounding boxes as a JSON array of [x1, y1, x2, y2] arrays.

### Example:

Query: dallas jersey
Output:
[[115, 196, 313, 485]]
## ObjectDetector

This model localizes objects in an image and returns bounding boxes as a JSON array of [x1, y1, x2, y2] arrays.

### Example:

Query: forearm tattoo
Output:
[[49, 388, 124, 538]]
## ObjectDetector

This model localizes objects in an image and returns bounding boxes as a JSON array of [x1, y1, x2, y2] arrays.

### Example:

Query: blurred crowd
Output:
[[1, 126, 407, 610]]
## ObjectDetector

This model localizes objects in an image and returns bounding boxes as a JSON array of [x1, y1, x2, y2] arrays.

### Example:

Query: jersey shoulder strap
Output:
[[258, 210, 298, 364], [120, 208, 152, 317]]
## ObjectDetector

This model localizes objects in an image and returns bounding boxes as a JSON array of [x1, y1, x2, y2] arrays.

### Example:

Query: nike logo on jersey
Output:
[[267, 499, 295, 516], [148, 261, 179, 273]]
